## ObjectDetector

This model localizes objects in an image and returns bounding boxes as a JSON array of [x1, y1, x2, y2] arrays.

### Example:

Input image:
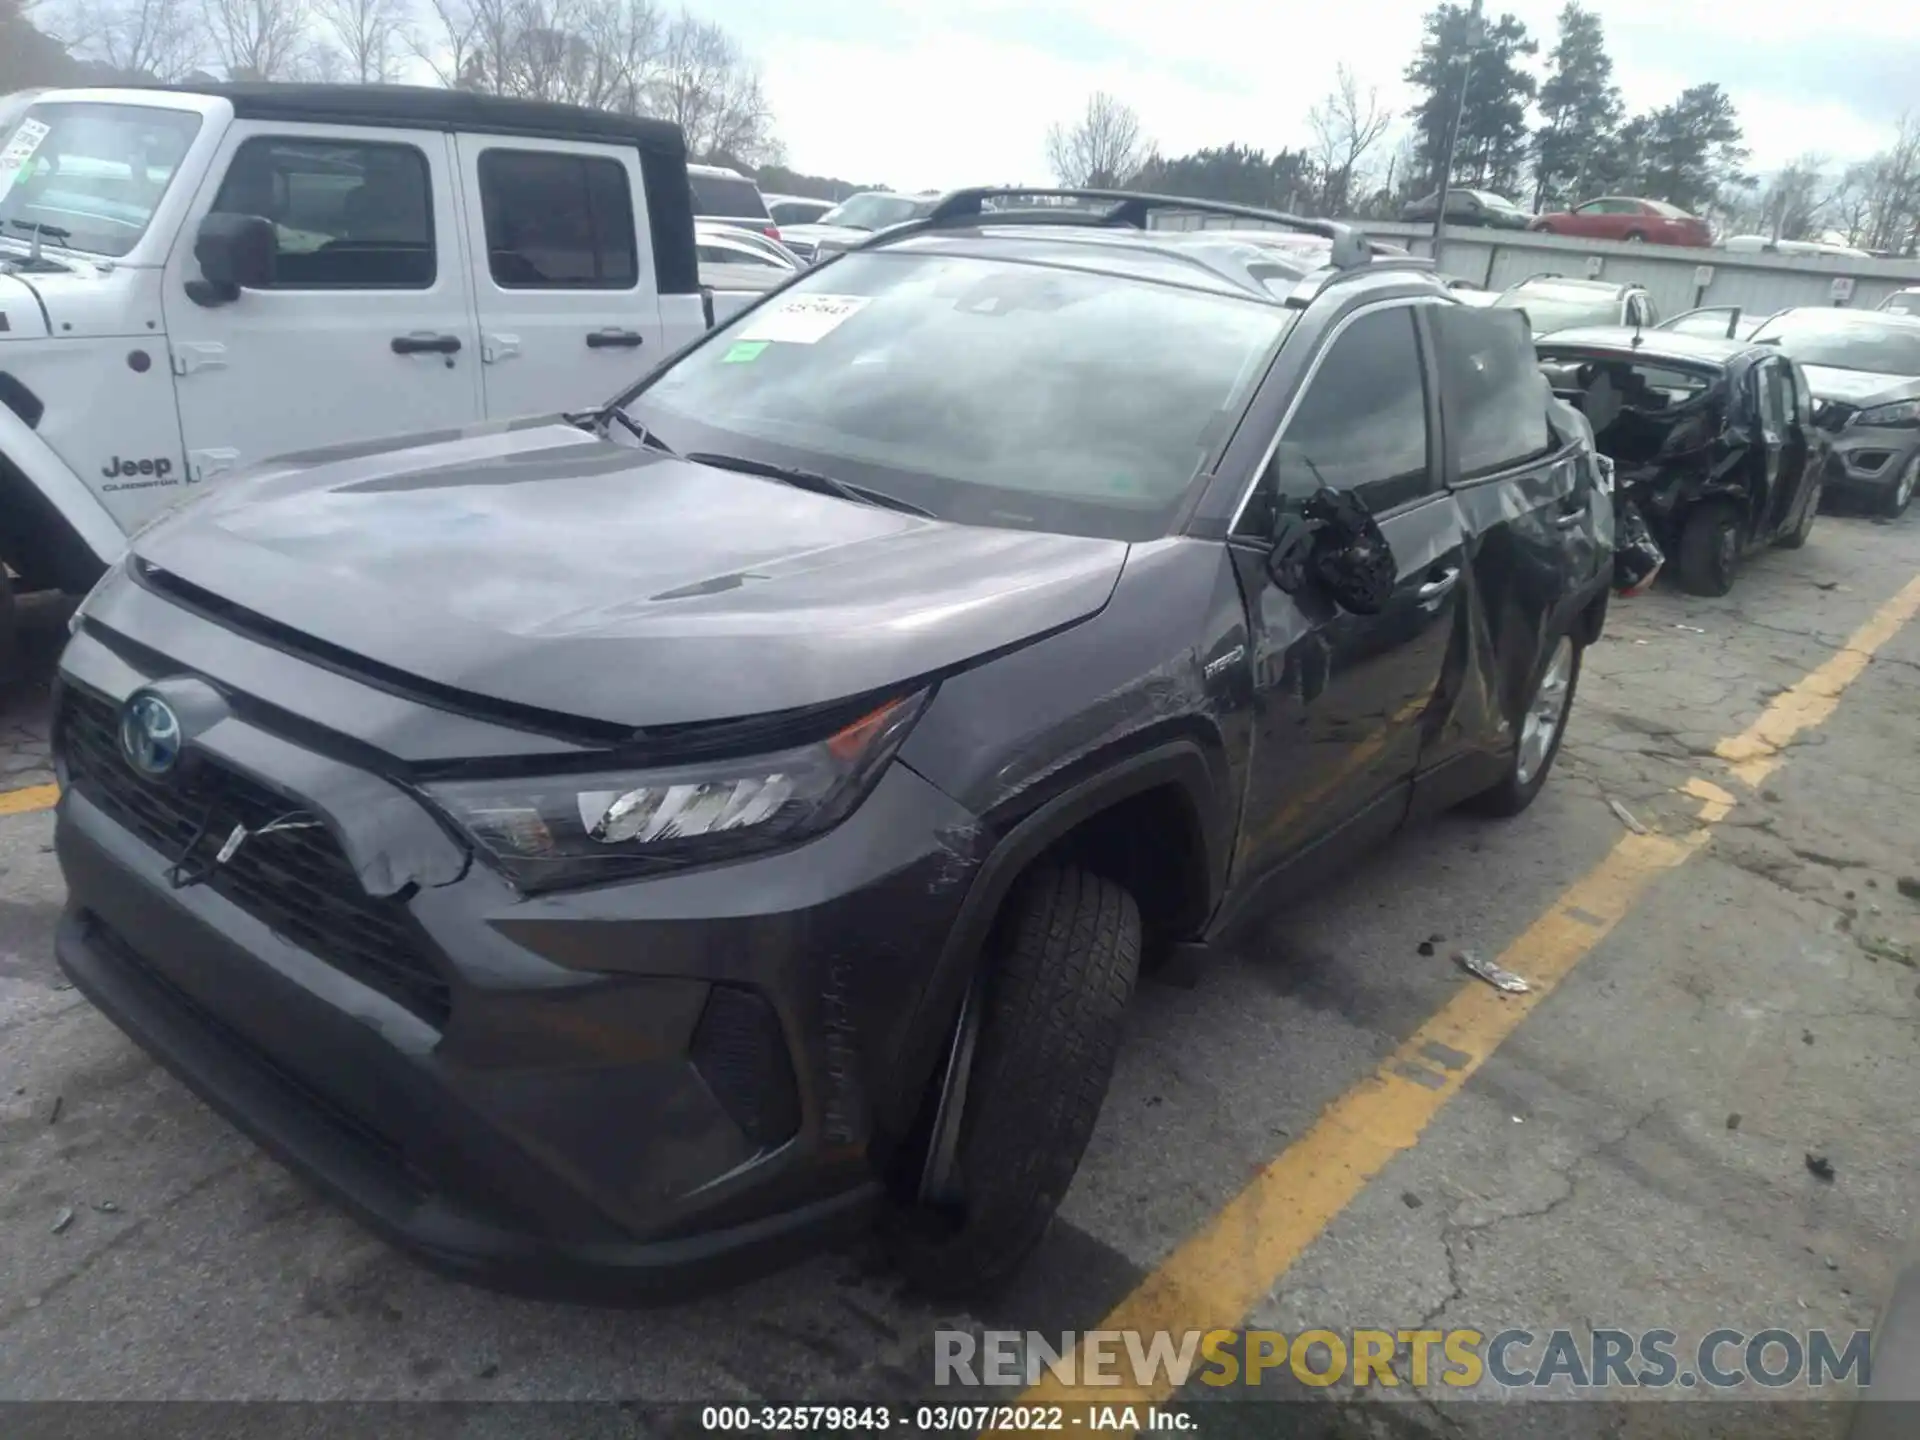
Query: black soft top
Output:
[[139, 83, 686, 158], [119, 83, 699, 293]]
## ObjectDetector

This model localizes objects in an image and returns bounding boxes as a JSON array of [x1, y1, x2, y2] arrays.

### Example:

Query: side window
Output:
[[478, 149, 637, 289], [210, 137, 434, 288], [1429, 305, 1556, 479], [1757, 362, 1790, 432], [1240, 306, 1431, 535]]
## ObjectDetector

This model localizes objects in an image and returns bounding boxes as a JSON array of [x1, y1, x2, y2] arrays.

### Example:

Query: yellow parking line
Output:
[[0, 783, 59, 816], [1010, 572, 1920, 1419]]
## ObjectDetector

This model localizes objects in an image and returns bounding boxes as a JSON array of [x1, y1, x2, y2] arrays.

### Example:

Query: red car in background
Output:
[[1530, 196, 1713, 247]]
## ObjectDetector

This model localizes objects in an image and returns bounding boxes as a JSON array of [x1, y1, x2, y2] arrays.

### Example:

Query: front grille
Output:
[[58, 685, 453, 1028]]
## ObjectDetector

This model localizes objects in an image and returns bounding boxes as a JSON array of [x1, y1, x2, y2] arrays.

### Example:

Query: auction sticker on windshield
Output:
[[0, 117, 52, 204], [737, 294, 871, 345]]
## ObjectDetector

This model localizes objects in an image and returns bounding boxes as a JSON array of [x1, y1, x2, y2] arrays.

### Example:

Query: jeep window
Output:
[[211, 137, 434, 288], [0, 103, 201, 258], [1240, 306, 1431, 533], [1747, 310, 1920, 376], [817, 193, 926, 231], [478, 149, 636, 289], [1430, 306, 1556, 479], [627, 250, 1290, 543], [689, 171, 768, 219]]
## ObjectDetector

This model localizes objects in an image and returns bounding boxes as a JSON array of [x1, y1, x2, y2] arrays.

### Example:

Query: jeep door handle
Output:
[[1553, 499, 1588, 528], [586, 329, 645, 349], [391, 333, 462, 355], [1416, 567, 1460, 601]]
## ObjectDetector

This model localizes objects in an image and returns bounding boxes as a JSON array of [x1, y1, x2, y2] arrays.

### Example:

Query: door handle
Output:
[[391, 333, 462, 355], [586, 329, 646, 349], [1416, 567, 1460, 601], [1553, 500, 1588, 528]]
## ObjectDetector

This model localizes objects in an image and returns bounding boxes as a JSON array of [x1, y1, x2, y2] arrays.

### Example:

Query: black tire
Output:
[[1775, 480, 1821, 549], [1677, 501, 1741, 596], [0, 568, 16, 683], [1880, 455, 1917, 519], [890, 865, 1141, 1298], [1466, 633, 1582, 818], [1624, 230, 1647, 243]]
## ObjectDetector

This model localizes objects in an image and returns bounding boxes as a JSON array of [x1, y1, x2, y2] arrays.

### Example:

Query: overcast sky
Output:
[[691, 0, 1919, 191]]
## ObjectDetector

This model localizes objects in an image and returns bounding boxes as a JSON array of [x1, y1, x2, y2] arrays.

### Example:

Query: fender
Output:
[[0, 402, 124, 592], [881, 738, 1223, 1135]]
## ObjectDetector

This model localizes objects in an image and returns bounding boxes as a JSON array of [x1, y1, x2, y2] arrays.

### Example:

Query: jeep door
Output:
[[454, 135, 667, 420], [1411, 305, 1608, 803], [1223, 298, 1469, 899], [161, 125, 483, 503]]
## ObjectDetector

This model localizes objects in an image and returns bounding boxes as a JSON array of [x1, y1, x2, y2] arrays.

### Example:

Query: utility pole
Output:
[[1430, 0, 1487, 270]]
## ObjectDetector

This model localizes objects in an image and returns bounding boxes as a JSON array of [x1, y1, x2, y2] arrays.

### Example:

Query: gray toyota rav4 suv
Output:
[[53, 190, 1613, 1301]]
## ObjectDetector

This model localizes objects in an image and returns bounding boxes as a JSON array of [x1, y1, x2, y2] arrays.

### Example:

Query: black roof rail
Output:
[[865, 186, 1376, 270]]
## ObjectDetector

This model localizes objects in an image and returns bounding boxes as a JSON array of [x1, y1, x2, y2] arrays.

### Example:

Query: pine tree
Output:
[[1532, 4, 1622, 209]]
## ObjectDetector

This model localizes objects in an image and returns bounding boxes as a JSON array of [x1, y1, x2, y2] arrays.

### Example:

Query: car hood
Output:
[[1799, 365, 1920, 408], [778, 223, 870, 249], [128, 419, 1129, 731], [0, 272, 50, 338]]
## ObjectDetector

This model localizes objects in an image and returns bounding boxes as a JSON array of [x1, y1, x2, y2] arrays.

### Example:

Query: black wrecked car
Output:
[[1535, 327, 1824, 596], [52, 189, 1614, 1303]]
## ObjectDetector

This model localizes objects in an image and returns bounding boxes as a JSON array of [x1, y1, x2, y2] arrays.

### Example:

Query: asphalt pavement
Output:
[[0, 514, 1916, 1435]]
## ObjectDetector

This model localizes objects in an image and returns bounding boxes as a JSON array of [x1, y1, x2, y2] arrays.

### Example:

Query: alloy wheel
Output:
[[1516, 637, 1575, 788]]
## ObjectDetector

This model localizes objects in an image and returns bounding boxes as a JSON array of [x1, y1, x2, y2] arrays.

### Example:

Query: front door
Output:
[[1226, 301, 1467, 896], [1764, 357, 1815, 535], [1750, 355, 1790, 535], [160, 123, 482, 522], [454, 134, 664, 420], [1420, 305, 1607, 787]]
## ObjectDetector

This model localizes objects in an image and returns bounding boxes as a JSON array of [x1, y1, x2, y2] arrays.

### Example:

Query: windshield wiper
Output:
[[5, 219, 74, 268], [568, 405, 674, 453], [685, 451, 933, 517]]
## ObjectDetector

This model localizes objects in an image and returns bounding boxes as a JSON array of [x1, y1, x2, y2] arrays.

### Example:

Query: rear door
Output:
[[1226, 299, 1468, 893], [456, 135, 663, 419], [163, 124, 482, 489], [1416, 304, 1605, 793]]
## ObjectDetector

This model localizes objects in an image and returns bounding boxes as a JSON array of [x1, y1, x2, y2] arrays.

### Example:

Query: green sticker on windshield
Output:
[[722, 341, 769, 364]]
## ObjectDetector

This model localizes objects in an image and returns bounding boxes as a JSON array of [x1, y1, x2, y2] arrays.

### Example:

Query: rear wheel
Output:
[[1882, 455, 1917, 519], [1467, 634, 1580, 818], [1677, 501, 1741, 596], [1624, 230, 1647, 243], [890, 866, 1141, 1298]]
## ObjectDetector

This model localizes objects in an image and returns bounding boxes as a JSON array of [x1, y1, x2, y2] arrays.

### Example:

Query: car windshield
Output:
[[0, 102, 201, 258], [1750, 311, 1920, 375], [689, 172, 767, 219], [1494, 286, 1616, 336], [1471, 191, 1520, 211], [818, 193, 923, 230], [626, 250, 1291, 541]]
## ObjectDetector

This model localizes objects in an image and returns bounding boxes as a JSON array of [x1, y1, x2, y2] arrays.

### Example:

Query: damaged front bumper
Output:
[[52, 620, 988, 1301]]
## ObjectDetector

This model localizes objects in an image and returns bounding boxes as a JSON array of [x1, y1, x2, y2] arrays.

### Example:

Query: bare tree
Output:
[[1045, 92, 1148, 188], [204, 0, 310, 79], [1308, 64, 1391, 216], [647, 8, 778, 163], [42, 0, 203, 81], [414, 0, 665, 114], [314, 0, 404, 83], [1756, 153, 1830, 242]]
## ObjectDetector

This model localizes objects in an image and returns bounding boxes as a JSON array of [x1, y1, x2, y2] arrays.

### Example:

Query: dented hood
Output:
[[1800, 364, 1920, 407], [129, 419, 1128, 730]]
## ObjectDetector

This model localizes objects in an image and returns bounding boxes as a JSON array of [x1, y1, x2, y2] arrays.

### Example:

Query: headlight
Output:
[[1854, 399, 1920, 427], [67, 556, 126, 636], [425, 690, 930, 892]]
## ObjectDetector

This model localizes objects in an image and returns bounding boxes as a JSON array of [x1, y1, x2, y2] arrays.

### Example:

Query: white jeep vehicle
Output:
[[0, 83, 710, 662]]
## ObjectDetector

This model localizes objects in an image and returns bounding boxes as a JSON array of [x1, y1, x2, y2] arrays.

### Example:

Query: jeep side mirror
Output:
[[1264, 486, 1397, 616], [187, 212, 275, 306]]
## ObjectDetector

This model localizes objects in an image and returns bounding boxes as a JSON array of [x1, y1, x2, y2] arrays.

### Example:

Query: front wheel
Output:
[[1882, 455, 1917, 519], [1467, 634, 1581, 818], [890, 866, 1141, 1298], [1677, 501, 1741, 596]]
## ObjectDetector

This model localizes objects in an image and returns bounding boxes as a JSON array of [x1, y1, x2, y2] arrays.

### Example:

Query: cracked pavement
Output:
[[0, 513, 1916, 1431]]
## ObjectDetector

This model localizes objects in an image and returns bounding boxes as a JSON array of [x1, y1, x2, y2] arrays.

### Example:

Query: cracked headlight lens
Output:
[[1854, 399, 1920, 428], [426, 690, 929, 891]]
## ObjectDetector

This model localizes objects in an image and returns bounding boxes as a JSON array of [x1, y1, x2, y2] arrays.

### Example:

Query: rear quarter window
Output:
[[689, 172, 768, 219]]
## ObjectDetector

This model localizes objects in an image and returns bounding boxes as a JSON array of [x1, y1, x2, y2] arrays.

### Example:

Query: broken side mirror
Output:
[[1264, 486, 1397, 616], [187, 212, 275, 306]]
